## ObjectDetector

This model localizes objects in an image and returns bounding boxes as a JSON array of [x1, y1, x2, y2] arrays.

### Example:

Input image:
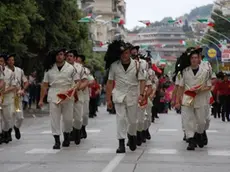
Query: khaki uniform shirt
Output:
[[179, 66, 212, 108], [108, 58, 145, 106], [43, 62, 78, 103], [73, 63, 87, 102], [3, 67, 16, 105]]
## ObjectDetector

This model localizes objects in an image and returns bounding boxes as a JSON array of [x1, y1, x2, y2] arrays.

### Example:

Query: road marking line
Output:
[[8, 163, 30, 172], [208, 150, 230, 156], [148, 148, 177, 154], [101, 154, 125, 172], [25, 148, 60, 154], [88, 148, 115, 154], [206, 130, 218, 133], [41, 131, 51, 134], [41, 129, 101, 134], [158, 129, 178, 132], [87, 129, 101, 133]]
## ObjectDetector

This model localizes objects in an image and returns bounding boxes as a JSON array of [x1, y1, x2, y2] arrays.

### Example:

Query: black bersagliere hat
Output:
[[0, 53, 8, 62], [55, 48, 67, 55], [66, 49, 78, 57], [78, 54, 86, 62], [130, 45, 140, 52], [104, 40, 131, 70]]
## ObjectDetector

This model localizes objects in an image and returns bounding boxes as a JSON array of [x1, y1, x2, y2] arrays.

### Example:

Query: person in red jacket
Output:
[[89, 79, 100, 118], [216, 73, 230, 122]]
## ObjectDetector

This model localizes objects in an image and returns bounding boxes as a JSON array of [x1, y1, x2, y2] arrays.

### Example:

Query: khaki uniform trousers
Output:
[[144, 101, 152, 130], [73, 101, 83, 130], [137, 108, 145, 132], [82, 100, 89, 126], [115, 97, 138, 139], [12, 101, 24, 129], [182, 105, 210, 139], [181, 111, 186, 131], [49, 100, 74, 135], [1, 104, 13, 131]]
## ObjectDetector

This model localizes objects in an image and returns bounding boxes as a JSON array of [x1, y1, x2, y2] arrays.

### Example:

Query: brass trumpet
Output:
[[14, 89, 22, 112]]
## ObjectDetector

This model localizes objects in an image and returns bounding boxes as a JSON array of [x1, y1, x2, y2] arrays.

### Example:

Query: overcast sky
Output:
[[125, 0, 215, 29]]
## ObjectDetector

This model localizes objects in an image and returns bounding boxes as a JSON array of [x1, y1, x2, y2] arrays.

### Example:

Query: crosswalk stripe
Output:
[[41, 129, 101, 134], [158, 129, 178, 132], [88, 148, 115, 154], [208, 150, 230, 156], [25, 148, 60, 154], [148, 148, 177, 154]]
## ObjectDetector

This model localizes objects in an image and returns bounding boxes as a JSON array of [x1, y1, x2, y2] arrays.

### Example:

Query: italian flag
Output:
[[139, 20, 151, 27], [159, 59, 167, 67], [180, 40, 186, 46], [168, 19, 183, 25], [197, 19, 214, 27], [112, 18, 125, 25], [78, 14, 93, 22]]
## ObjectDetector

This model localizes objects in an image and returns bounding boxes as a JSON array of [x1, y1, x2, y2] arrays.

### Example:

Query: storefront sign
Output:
[[207, 48, 217, 58], [222, 49, 230, 62]]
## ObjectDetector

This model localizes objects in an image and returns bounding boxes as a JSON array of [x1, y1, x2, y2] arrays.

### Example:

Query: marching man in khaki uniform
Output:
[[66, 50, 88, 145], [131, 46, 148, 146], [5, 54, 29, 140], [75, 55, 94, 140], [144, 63, 156, 141], [39, 49, 79, 149], [176, 48, 211, 151], [106, 40, 145, 153], [0, 54, 16, 144]]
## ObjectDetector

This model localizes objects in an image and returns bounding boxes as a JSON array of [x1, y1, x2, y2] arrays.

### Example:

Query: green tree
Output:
[[202, 9, 230, 45], [22, 0, 93, 76], [0, 0, 41, 56]]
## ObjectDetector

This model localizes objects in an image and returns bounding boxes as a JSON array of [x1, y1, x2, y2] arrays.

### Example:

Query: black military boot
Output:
[[80, 125, 87, 139], [8, 128, 12, 142], [53, 135, 61, 149], [187, 138, 196, 151], [142, 131, 146, 143], [196, 133, 204, 148], [14, 126, 21, 140], [116, 139, 126, 154], [62, 132, 70, 147], [128, 134, 137, 151], [203, 131, 208, 146], [74, 128, 81, 145], [183, 132, 187, 142], [2, 130, 10, 144], [145, 128, 151, 140], [69, 128, 74, 142], [136, 131, 142, 146]]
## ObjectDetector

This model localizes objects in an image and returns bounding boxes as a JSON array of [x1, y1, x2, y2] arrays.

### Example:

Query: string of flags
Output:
[[139, 20, 151, 27]]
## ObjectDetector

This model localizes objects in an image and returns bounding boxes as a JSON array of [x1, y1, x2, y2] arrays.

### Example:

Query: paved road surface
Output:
[[1, 107, 230, 172]]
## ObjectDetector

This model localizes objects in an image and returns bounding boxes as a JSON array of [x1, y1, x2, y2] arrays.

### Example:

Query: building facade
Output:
[[129, 26, 186, 61], [81, 0, 127, 45]]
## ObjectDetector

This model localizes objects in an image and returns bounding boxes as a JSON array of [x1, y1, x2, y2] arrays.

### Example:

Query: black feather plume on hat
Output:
[[104, 40, 130, 70]]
